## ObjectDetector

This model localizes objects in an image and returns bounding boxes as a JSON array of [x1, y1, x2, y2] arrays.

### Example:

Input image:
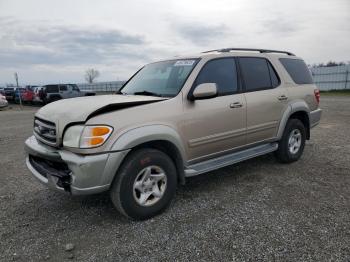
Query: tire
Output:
[[275, 119, 306, 163], [110, 148, 177, 220]]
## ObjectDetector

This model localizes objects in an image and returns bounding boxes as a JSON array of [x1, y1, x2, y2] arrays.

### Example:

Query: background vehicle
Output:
[[15, 86, 37, 104], [21, 86, 37, 103], [0, 94, 8, 108], [4, 87, 15, 101], [14, 87, 26, 103], [0, 88, 4, 95], [25, 48, 322, 220], [32, 86, 44, 104], [39, 84, 95, 104]]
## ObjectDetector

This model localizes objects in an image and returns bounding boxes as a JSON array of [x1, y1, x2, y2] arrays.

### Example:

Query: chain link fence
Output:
[[310, 65, 350, 91], [77, 81, 125, 93]]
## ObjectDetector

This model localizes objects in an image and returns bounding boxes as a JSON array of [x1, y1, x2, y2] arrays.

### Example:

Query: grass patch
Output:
[[320, 89, 350, 96]]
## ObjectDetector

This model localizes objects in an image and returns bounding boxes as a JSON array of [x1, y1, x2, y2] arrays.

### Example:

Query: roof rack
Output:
[[202, 48, 295, 56]]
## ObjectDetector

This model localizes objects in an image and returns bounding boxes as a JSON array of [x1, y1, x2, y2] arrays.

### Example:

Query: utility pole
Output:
[[14, 72, 22, 109]]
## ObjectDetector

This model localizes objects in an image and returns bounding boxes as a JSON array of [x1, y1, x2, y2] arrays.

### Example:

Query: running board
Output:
[[184, 143, 278, 177]]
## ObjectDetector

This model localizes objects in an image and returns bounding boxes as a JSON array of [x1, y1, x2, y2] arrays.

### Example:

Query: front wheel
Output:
[[275, 119, 306, 163], [110, 148, 177, 220]]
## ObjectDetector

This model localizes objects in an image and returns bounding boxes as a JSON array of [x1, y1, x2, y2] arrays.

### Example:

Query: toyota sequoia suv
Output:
[[25, 48, 322, 220]]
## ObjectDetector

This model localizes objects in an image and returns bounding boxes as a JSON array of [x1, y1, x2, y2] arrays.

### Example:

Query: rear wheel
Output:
[[110, 148, 177, 220], [275, 119, 306, 163]]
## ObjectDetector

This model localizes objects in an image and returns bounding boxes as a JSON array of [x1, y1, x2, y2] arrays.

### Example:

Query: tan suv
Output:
[[25, 48, 322, 220]]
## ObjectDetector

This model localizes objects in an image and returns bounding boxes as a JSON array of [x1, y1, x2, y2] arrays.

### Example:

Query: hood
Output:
[[36, 94, 166, 131]]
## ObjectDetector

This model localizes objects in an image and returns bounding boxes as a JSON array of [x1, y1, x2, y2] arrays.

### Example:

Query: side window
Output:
[[71, 85, 80, 91], [194, 58, 238, 96], [279, 58, 313, 84], [239, 57, 278, 91], [45, 85, 59, 93], [59, 85, 67, 91], [268, 62, 280, 87]]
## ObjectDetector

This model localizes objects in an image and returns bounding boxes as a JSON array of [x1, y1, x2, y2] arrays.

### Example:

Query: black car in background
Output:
[[4, 87, 16, 101]]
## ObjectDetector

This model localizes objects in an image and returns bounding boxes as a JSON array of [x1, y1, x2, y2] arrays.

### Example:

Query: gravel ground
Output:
[[0, 97, 349, 261]]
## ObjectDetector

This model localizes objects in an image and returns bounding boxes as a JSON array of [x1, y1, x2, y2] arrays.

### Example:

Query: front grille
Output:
[[34, 117, 57, 145]]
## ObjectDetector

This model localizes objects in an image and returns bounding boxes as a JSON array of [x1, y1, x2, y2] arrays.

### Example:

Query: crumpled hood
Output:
[[36, 94, 166, 134]]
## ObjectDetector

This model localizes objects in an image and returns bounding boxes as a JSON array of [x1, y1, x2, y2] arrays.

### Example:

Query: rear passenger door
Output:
[[59, 85, 69, 98], [183, 58, 246, 162], [239, 57, 289, 144], [71, 85, 81, 97]]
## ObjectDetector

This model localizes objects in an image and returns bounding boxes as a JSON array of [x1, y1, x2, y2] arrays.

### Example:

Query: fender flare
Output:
[[110, 124, 187, 184], [276, 100, 310, 140]]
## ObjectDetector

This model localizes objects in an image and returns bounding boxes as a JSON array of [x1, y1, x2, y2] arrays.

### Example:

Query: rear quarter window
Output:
[[279, 58, 313, 84]]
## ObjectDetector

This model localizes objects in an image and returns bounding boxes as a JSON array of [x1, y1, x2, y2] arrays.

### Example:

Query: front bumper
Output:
[[24, 136, 130, 195], [310, 108, 322, 128]]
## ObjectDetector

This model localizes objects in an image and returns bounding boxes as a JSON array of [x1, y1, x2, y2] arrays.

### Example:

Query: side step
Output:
[[184, 143, 278, 177]]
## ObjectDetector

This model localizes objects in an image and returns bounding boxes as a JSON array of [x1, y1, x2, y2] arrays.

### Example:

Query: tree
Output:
[[85, 68, 100, 84]]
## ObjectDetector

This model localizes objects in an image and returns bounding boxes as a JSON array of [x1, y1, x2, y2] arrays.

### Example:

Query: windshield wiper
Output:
[[133, 91, 163, 97]]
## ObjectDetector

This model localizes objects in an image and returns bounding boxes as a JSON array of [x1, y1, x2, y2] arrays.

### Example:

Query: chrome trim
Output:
[[33, 117, 57, 146], [34, 119, 55, 129]]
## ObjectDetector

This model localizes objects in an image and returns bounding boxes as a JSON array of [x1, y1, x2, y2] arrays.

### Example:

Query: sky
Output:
[[0, 0, 349, 86]]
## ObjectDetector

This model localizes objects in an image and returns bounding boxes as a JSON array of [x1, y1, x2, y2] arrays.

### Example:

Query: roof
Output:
[[202, 48, 295, 56], [166, 48, 297, 61]]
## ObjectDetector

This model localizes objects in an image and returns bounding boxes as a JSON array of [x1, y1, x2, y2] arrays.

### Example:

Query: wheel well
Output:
[[132, 140, 186, 185], [289, 111, 310, 139]]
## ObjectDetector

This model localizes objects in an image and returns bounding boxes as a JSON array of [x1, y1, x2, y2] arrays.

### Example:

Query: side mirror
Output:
[[190, 83, 218, 100]]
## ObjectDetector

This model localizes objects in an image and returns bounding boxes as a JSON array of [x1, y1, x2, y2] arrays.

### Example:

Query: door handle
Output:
[[230, 102, 243, 108], [278, 95, 288, 101]]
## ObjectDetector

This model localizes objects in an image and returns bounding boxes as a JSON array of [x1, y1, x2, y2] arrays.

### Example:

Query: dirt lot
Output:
[[0, 97, 349, 261]]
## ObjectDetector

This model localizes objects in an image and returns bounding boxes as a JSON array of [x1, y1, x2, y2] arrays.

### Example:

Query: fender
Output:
[[110, 124, 187, 184], [276, 100, 310, 140]]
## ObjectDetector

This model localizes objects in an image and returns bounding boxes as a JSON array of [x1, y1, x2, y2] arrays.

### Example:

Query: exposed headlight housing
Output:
[[63, 125, 113, 148]]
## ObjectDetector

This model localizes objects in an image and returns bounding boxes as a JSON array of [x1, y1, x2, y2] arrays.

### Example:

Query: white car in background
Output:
[[32, 86, 44, 104], [0, 94, 8, 108]]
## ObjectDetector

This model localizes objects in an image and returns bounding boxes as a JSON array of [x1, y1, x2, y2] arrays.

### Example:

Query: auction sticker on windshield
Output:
[[174, 60, 196, 66]]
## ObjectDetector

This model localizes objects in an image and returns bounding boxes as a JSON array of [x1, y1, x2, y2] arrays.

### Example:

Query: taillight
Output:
[[314, 89, 320, 105]]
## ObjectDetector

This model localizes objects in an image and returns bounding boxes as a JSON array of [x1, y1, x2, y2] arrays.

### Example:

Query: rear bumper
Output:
[[310, 108, 322, 128], [24, 136, 130, 195]]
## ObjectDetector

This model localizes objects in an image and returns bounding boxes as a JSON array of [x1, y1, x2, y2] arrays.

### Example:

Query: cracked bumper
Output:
[[310, 108, 322, 128], [24, 135, 130, 195]]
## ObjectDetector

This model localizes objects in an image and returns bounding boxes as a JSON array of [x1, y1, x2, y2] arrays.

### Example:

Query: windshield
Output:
[[120, 59, 199, 97]]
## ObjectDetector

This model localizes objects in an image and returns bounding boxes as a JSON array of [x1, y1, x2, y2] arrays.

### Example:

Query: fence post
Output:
[[345, 69, 349, 90]]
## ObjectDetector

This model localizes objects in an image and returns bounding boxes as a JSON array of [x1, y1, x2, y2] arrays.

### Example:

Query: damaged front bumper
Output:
[[24, 135, 130, 195]]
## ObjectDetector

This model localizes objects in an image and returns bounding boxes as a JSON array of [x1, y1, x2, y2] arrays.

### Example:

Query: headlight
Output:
[[63, 125, 113, 148]]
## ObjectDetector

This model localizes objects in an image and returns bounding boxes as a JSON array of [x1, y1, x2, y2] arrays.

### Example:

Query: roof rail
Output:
[[202, 48, 295, 56]]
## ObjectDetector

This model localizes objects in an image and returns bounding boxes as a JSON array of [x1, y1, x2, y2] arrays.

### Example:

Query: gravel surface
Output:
[[0, 97, 349, 261]]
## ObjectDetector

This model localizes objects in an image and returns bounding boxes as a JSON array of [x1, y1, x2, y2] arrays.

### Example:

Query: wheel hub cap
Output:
[[288, 129, 302, 154], [133, 165, 167, 207]]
